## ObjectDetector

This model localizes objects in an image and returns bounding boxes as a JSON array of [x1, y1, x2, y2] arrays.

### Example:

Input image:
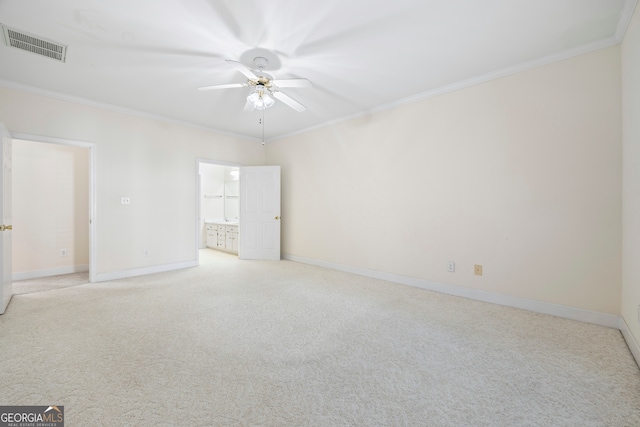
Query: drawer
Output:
[[226, 225, 238, 233], [205, 224, 216, 230], [216, 225, 226, 232]]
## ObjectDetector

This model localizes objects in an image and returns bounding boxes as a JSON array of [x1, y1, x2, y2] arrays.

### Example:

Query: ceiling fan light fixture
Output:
[[262, 93, 275, 109], [247, 85, 274, 110]]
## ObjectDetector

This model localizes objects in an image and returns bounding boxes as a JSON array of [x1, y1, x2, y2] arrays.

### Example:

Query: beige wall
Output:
[[622, 6, 640, 346], [12, 139, 89, 274], [0, 86, 265, 276], [267, 46, 622, 315], [0, 41, 627, 320]]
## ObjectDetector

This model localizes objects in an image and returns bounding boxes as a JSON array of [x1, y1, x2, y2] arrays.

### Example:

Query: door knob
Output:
[[275, 216, 280, 220], [1, 225, 12, 231]]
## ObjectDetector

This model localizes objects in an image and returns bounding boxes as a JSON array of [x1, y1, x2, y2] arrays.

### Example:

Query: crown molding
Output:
[[3, 0, 637, 146], [0, 79, 262, 143], [272, 35, 622, 144], [616, 0, 638, 41]]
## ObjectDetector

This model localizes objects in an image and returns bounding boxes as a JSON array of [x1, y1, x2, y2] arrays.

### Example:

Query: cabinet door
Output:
[[216, 226, 225, 248], [226, 232, 234, 250], [231, 232, 238, 253], [208, 230, 220, 248], [224, 226, 237, 253]]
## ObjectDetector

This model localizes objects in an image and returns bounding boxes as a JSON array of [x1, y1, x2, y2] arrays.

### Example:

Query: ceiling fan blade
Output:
[[271, 78, 312, 88], [272, 91, 307, 112], [198, 83, 247, 91], [225, 59, 258, 80]]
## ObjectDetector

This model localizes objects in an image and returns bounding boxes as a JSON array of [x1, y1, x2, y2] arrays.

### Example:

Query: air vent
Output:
[[1, 24, 67, 62]]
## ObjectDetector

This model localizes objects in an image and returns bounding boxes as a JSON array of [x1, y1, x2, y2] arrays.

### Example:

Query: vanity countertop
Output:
[[205, 219, 239, 226]]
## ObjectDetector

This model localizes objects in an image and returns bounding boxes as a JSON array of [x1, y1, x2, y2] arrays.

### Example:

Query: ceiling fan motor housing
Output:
[[253, 56, 269, 70]]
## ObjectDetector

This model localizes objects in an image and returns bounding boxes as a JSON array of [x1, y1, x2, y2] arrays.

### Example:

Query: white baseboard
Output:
[[94, 260, 197, 282], [619, 317, 640, 368], [283, 254, 621, 329], [13, 265, 89, 281]]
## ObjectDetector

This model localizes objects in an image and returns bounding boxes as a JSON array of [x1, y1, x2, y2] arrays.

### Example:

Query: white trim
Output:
[[196, 166, 201, 265], [13, 265, 89, 281], [94, 260, 197, 283], [283, 254, 620, 329], [619, 317, 640, 368], [89, 143, 97, 283], [616, 0, 639, 41], [271, 36, 622, 144], [0, 79, 262, 144], [9, 132, 97, 283], [388, 39, 620, 111], [3, 2, 636, 148]]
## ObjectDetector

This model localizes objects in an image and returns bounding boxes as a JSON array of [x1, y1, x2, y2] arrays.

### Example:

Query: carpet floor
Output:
[[0, 249, 639, 426], [12, 272, 89, 295]]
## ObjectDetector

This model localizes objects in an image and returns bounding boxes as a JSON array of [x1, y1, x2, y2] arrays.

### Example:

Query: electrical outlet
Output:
[[474, 264, 483, 276], [121, 197, 130, 205], [448, 261, 455, 272], [60, 249, 67, 257], [144, 250, 149, 257]]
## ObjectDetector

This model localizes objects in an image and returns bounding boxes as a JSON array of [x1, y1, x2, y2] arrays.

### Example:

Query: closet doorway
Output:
[[11, 135, 95, 288]]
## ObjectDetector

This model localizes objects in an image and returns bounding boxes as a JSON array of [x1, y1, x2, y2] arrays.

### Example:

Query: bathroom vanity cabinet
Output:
[[205, 222, 238, 254]]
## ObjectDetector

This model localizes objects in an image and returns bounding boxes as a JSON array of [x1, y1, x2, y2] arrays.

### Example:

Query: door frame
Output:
[[195, 158, 241, 266], [11, 132, 97, 283]]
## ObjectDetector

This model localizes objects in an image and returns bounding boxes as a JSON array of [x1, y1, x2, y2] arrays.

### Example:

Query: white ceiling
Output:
[[0, 0, 636, 142]]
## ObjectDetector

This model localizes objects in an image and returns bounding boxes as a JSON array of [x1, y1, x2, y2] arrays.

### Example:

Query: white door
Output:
[[0, 123, 12, 314], [239, 166, 281, 260]]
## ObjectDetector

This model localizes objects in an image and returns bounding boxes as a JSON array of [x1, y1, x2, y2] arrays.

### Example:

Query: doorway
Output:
[[196, 159, 241, 265], [11, 133, 96, 283], [195, 160, 282, 264]]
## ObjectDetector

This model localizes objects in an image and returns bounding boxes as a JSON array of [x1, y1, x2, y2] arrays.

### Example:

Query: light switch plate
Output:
[[121, 197, 130, 205]]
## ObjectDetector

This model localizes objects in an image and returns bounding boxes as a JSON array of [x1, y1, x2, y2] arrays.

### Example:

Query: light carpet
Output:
[[12, 272, 90, 295], [0, 249, 639, 426]]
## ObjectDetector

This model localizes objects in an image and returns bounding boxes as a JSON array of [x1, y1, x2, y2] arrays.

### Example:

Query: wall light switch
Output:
[[121, 197, 130, 205], [448, 261, 455, 272]]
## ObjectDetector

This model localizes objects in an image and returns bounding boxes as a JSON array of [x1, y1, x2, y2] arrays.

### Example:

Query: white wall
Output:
[[267, 46, 622, 315], [622, 5, 640, 349], [12, 139, 89, 278], [200, 163, 225, 221], [0, 86, 265, 278]]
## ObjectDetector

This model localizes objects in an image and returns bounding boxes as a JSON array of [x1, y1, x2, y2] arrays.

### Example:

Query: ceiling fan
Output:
[[198, 57, 312, 112]]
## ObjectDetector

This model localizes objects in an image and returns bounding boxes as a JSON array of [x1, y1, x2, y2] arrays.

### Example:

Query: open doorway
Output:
[[11, 135, 95, 293], [195, 161, 282, 264], [196, 160, 241, 264]]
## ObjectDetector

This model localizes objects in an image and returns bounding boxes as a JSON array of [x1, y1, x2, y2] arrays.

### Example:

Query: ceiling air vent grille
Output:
[[1, 24, 67, 62]]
